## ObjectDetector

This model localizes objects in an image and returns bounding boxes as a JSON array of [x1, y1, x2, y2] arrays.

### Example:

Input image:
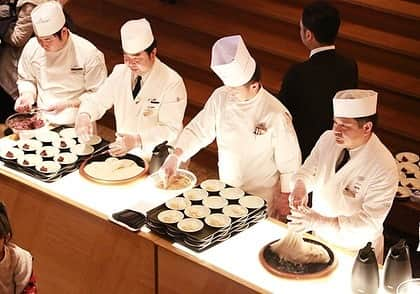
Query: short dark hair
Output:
[[145, 39, 157, 55], [52, 24, 68, 40], [245, 63, 261, 86], [355, 114, 377, 130], [0, 202, 12, 243], [302, 1, 340, 44]]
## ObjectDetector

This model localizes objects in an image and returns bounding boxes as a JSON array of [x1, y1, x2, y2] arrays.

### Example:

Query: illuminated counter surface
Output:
[[0, 137, 387, 294]]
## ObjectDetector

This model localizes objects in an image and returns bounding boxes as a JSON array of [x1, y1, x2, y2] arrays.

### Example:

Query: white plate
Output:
[[200, 179, 226, 192], [36, 146, 60, 158], [59, 127, 78, 139], [396, 186, 412, 199], [219, 187, 245, 200], [396, 152, 419, 163], [35, 161, 61, 173], [239, 195, 265, 209], [35, 130, 60, 143], [177, 218, 204, 233], [183, 188, 208, 201], [204, 213, 231, 228], [398, 162, 419, 175], [17, 154, 42, 167], [0, 147, 24, 160], [202, 196, 228, 209], [157, 210, 184, 224], [70, 144, 94, 156], [400, 178, 420, 190], [52, 138, 76, 150], [184, 205, 211, 219], [17, 139, 42, 152], [54, 152, 78, 165], [84, 135, 102, 145], [165, 197, 191, 210], [222, 204, 248, 218]]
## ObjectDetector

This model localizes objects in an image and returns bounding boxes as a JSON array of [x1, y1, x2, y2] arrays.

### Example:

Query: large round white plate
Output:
[[17, 139, 42, 152], [0, 147, 24, 160]]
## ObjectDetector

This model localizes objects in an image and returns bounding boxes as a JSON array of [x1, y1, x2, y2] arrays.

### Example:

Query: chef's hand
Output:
[[289, 179, 308, 209], [75, 113, 94, 143], [109, 133, 142, 157], [287, 207, 338, 233], [159, 153, 180, 188], [44, 99, 79, 114], [269, 192, 291, 222], [14, 93, 35, 113]]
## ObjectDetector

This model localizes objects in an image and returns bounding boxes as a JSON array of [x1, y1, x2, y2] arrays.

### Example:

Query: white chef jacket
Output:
[[17, 32, 107, 125], [78, 58, 187, 160], [293, 130, 398, 260], [176, 86, 301, 201]]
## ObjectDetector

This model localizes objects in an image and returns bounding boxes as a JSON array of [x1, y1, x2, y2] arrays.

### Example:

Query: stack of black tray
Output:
[[0, 126, 108, 183], [146, 185, 267, 252]]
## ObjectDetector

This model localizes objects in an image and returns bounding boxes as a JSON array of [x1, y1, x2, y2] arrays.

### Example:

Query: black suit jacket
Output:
[[278, 49, 358, 159]]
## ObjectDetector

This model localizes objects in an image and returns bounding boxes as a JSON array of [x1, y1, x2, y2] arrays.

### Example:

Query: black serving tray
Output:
[[146, 184, 267, 252], [0, 126, 109, 182]]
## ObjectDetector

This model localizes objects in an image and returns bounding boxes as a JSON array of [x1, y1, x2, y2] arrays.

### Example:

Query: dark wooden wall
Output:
[[66, 0, 420, 162]]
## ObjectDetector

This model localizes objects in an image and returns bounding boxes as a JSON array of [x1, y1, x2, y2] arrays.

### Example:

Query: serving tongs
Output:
[[86, 143, 111, 159]]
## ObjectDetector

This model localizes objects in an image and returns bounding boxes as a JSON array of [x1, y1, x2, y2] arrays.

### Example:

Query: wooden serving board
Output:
[[259, 238, 338, 280]]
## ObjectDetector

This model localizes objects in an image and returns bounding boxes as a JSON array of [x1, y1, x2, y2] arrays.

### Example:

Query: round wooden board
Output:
[[259, 238, 338, 279], [79, 153, 149, 185]]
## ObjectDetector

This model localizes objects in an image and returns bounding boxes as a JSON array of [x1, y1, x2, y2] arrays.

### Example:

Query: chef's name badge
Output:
[[343, 176, 365, 198], [254, 123, 267, 135], [143, 98, 160, 116]]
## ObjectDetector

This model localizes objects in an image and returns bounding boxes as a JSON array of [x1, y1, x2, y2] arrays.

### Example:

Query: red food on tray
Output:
[[23, 143, 30, 149], [40, 150, 48, 156], [6, 151, 14, 158], [60, 141, 67, 148], [57, 156, 64, 162], [8, 115, 44, 130], [22, 159, 29, 165], [40, 166, 48, 172]]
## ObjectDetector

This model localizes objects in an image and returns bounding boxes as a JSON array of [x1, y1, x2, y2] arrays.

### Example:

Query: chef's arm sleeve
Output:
[[4, 3, 35, 48], [78, 64, 118, 121], [139, 79, 187, 149], [77, 52, 107, 103], [274, 113, 302, 193], [17, 42, 37, 98], [292, 132, 325, 192], [336, 167, 398, 245], [175, 95, 218, 162]]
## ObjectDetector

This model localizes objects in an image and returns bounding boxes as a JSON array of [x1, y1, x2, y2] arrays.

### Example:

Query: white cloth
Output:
[[293, 130, 398, 260], [17, 32, 107, 124], [176, 86, 301, 201], [0, 243, 32, 294], [78, 58, 187, 161]]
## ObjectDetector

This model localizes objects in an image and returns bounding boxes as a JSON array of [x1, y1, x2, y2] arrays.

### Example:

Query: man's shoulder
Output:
[[71, 33, 103, 56]]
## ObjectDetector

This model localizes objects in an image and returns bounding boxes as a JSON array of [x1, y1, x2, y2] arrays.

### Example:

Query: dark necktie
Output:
[[132, 76, 142, 98], [335, 148, 350, 172]]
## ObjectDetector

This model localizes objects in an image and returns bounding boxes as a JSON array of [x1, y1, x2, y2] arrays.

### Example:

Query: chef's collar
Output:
[[348, 140, 367, 158], [234, 85, 264, 105], [309, 45, 335, 58], [44, 31, 72, 56]]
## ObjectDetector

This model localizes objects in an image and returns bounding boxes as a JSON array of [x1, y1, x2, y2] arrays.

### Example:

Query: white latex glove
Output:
[[289, 179, 308, 209], [287, 207, 338, 233], [75, 113, 94, 143], [44, 99, 79, 114], [14, 93, 35, 113], [109, 133, 141, 157], [269, 192, 290, 222], [158, 153, 180, 189]]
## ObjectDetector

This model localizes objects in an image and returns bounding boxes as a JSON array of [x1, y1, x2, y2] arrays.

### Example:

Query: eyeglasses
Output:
[[123, 54, 145, 65]]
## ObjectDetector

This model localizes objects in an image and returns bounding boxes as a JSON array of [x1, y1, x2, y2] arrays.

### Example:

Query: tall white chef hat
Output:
[[333, 89, 378, 118], [210, 35, 256, 87], [121, 19, 154, 55], [31, 1, 65, 37]]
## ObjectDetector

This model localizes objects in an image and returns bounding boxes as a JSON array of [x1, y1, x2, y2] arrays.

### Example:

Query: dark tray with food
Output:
[[146, 179, 267, 252], [0, 126, 109, 182], [395, 152, 420, 201], [259, 232, 337, 279]]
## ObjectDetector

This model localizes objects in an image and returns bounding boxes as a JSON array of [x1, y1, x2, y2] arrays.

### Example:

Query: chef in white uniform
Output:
[[15, 1, 107, 125], [161, 35, 301, 218], [288, 89, 398, 263], [76, 18, 187, 160]]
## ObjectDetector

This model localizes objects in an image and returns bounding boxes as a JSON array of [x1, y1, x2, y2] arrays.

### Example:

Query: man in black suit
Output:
[[278, 1, 358, 160]]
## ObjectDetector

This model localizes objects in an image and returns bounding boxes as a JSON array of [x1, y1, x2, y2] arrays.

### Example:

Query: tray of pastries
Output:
[[146, 178, 267, 252], [394, 151, 420, 202], [259, 231, 337, 279], [0, 126, 106, 182]]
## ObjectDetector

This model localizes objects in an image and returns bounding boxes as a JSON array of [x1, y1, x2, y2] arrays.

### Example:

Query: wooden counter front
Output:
[[1, 173, 156, 294]]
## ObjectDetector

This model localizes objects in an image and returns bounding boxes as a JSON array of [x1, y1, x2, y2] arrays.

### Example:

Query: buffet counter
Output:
[[0, 137, 391, 294]]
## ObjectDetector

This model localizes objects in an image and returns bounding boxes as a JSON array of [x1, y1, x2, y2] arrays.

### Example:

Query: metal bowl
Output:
[[5, 112, 47, 139]]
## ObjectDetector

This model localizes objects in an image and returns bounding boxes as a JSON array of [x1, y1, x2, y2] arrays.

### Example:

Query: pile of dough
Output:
[[270, 231, 330, 264], [84, 157, 144, 181]]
